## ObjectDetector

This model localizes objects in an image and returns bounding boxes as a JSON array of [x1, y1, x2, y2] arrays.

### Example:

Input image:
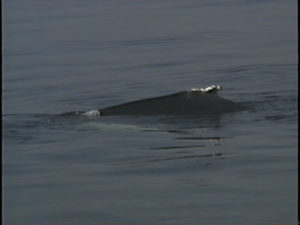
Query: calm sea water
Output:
[[3, 0, 297, 224]]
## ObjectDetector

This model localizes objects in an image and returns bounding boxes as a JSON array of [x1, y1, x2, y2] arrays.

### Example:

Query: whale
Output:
[[62, 85, 247, 117]]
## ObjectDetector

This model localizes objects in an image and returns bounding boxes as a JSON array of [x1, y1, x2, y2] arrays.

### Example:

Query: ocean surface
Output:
[[3, 0, 297, 224]]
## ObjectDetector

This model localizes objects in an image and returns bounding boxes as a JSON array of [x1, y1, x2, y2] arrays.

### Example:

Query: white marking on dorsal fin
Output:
[[189, 85, 222, 93]]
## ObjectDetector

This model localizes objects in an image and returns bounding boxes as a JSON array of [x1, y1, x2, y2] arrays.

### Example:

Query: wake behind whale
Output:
[[63, 85, 247, 117]]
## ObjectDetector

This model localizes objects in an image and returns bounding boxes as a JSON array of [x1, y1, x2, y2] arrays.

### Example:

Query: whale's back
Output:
[[100, 90, 246, 116]]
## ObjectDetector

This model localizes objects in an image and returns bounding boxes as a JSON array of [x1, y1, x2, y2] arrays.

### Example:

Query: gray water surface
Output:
[[3, 0, 297, 224]]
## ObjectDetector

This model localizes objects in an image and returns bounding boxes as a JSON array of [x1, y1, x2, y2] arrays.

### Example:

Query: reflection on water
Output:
[[3, 89, 297, 225]]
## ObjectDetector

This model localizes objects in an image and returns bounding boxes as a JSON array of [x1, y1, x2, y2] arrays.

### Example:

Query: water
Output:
[[3, 0, 297, 224]]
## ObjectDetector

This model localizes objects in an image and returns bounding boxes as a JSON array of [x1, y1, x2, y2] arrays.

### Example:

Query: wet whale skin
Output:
[[100, 91, 246, 116]]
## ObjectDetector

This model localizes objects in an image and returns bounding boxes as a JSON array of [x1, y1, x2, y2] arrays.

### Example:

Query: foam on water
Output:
[[81, 109, 101, 117]]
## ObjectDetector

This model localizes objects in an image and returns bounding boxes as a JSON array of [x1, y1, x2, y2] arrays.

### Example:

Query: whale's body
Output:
[[63, 85, 247, 117]]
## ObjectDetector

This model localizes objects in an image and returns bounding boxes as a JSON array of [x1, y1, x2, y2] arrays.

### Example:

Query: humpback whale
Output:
[[63, 85, 247, 117]]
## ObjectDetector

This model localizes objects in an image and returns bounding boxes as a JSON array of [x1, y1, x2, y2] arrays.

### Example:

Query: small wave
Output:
[[137, 153, 225, 164]]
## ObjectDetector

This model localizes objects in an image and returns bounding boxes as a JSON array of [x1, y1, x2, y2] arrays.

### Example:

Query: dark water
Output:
[[3, 0, 297, 224]]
